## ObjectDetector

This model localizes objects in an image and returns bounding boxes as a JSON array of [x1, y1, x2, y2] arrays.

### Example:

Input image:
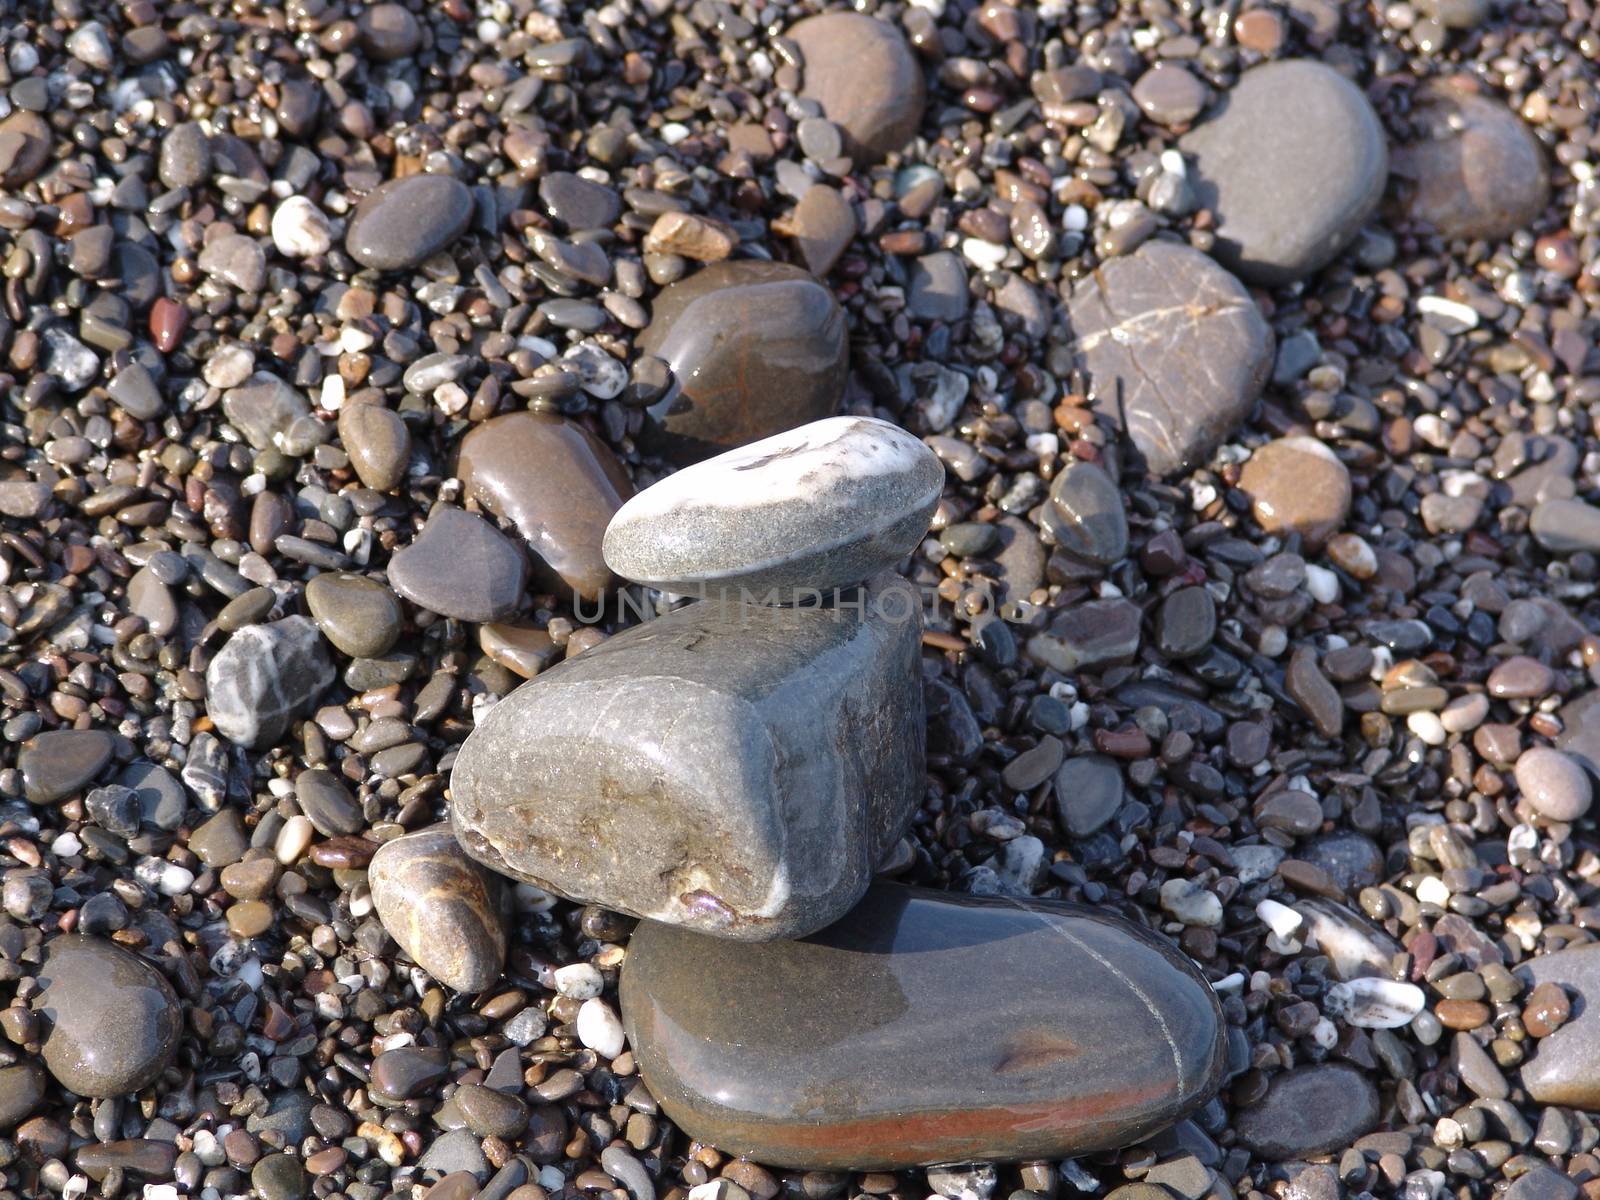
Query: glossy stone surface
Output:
[[1061, 240, 1272, 476], [1516, 947, 1600, 1106], [1238, 437, 1352, 550], [33, 935, 182, 1097], [452, 574, 923, 940], [1392, 83, 1549, 241], [603, 417, 943, 598], [788, 13, 925, 164], [204, 616, 336, 748], [1180, 60, 1387, 284], [637, 261, 848, 465], [1233, 1065, 1379, 1160], [19, 729, 114, 804], [370, 827, 510, 993], [620, 883, 1226, 1169], [346, 175, 475, 271], [456, 412, 633, 604]]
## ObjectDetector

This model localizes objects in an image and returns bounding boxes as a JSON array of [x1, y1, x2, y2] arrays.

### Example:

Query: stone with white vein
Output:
[[1324, 977, 1426, 1028], [603, 416, 944, 600]]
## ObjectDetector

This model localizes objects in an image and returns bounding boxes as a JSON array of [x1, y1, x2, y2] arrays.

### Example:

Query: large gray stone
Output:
[[204, 616, 335, 748], [1516, 947, 1600, 1107], [451, 573, 924, 940], [603, 417, 942, 599], [1180, 60, 1387, 284], [1061, 240, 1272, 476]]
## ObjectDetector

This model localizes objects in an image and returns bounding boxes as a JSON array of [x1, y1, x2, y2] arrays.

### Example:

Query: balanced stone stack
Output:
[[449, 415, 1230, 1167], [451, 416, 942, 940]]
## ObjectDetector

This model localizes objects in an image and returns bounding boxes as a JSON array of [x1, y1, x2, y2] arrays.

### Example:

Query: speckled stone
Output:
[[452, 574, 923, 940], [638, 261, 848, 465], [604, 417, 942, 599], [456, 412, 633, 604], [33, 936, 182, 1097], [1238, 437, 1352, 550], [346, 175, 475, 271], [620, 883, 1226, 1169], [1180, 60, 1387, 284], [370, 826, 510, 993], [19, 729, 114, 804], [788, 13, 925, 164], [1392, 82, 1550, 240], [1062, 240, 1272, 476], [205, 616, 336, 748]]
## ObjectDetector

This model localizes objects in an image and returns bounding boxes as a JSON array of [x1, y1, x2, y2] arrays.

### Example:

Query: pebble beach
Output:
[[4, 3, 1600, 1200]]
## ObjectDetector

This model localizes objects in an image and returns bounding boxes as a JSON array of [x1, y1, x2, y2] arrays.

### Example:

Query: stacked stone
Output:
[[442, 415, 1230, 1169], [449, 415, 942, 941]]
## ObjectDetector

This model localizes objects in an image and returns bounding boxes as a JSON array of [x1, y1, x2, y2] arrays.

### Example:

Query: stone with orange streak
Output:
[[619, 883, 1226, 1169]]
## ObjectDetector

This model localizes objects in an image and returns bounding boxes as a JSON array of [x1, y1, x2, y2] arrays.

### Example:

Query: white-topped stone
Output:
[[603, 416, 944, 600]]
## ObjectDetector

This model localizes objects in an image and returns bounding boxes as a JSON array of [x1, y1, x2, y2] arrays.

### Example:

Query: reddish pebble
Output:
[[150, 298, 187, 353], [1523, 981, 1572, 1037]]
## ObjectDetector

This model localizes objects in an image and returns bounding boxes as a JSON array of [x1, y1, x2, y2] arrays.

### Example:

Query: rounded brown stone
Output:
[[788, 13, 925, 164], [0, 112, 53, 187], [1392, 82, 1549, 241], [1238, 437, 1352, 550], [638, 261, 848, 465], [369, 826, 510, 993], [32, 935, 182, 1097], [456, 412, 632, 603]]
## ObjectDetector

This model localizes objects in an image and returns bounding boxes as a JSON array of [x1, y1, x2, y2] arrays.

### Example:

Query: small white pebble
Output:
[[1417, 295, 1480, 331], [1255, 898, 1303, 940], [1212, 972, 1246, 992], [1311, 1017, 1339, 1049], [271, 196, 334, 258], [1061, 203, 1089, 232], [50, 831, 82, 857], [1304, 563, 1339, 604], [1417, 875, 1451, 906], [554, 962, 605, 999], [275, 814, 314, 865], [1325, 977, 1426, 1028], [961, 237, 1008, 269], [540, 1168, 569, 1191], [1408, 711, 1447, 746], [577, 997, 625, 1058]]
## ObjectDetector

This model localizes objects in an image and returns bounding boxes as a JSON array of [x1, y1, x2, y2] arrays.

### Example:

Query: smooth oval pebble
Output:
[[305, 572, 403, 659], [18, 728, 114, 804], [457, 411, 633, 604], [32, 935, 182, 1097], [369, 826, 511, 993], [619, 883, 1225, 1169], [1238, 437, 1352, 550], [1061, 240, 1272, 476], [0, 1062, 46, 1128], [387, 506, 528, 623], [338, 403, 412, 492], [638, 261, 848, 465], [1515, 747, 1592, 822], [1180, 60, 1387, 284], [604, 417, 943, 598], [346, 175, 475, 271], [787, 13, 925, 164]]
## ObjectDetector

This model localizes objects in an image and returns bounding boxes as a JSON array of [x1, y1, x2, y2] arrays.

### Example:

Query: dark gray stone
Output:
[[1054, 755, 1124, 838], [1061, 240, 1272, 476], [1233, 1065, 1379, 1160], [346, 175, 475, 271], [452, 573, 924, 940], [388, 506, 528, 622], [1180, 60, 1387, 284], [1043, 460, 1127, 565]]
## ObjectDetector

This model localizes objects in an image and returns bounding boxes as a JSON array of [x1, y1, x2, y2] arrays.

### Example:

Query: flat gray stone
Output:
[[388, 506, 528, 622], [451, 573, 924, 940], [222, 372, 310, 451], [1043, 460, 1127, 565], [1061, 239, 1272, 476], [907, 252, 969, 322], [204, 616, 335, 748], [1054, 755, 1124, 838], [603, 417, 942, 599], [1180, 60, 1387, 284]]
